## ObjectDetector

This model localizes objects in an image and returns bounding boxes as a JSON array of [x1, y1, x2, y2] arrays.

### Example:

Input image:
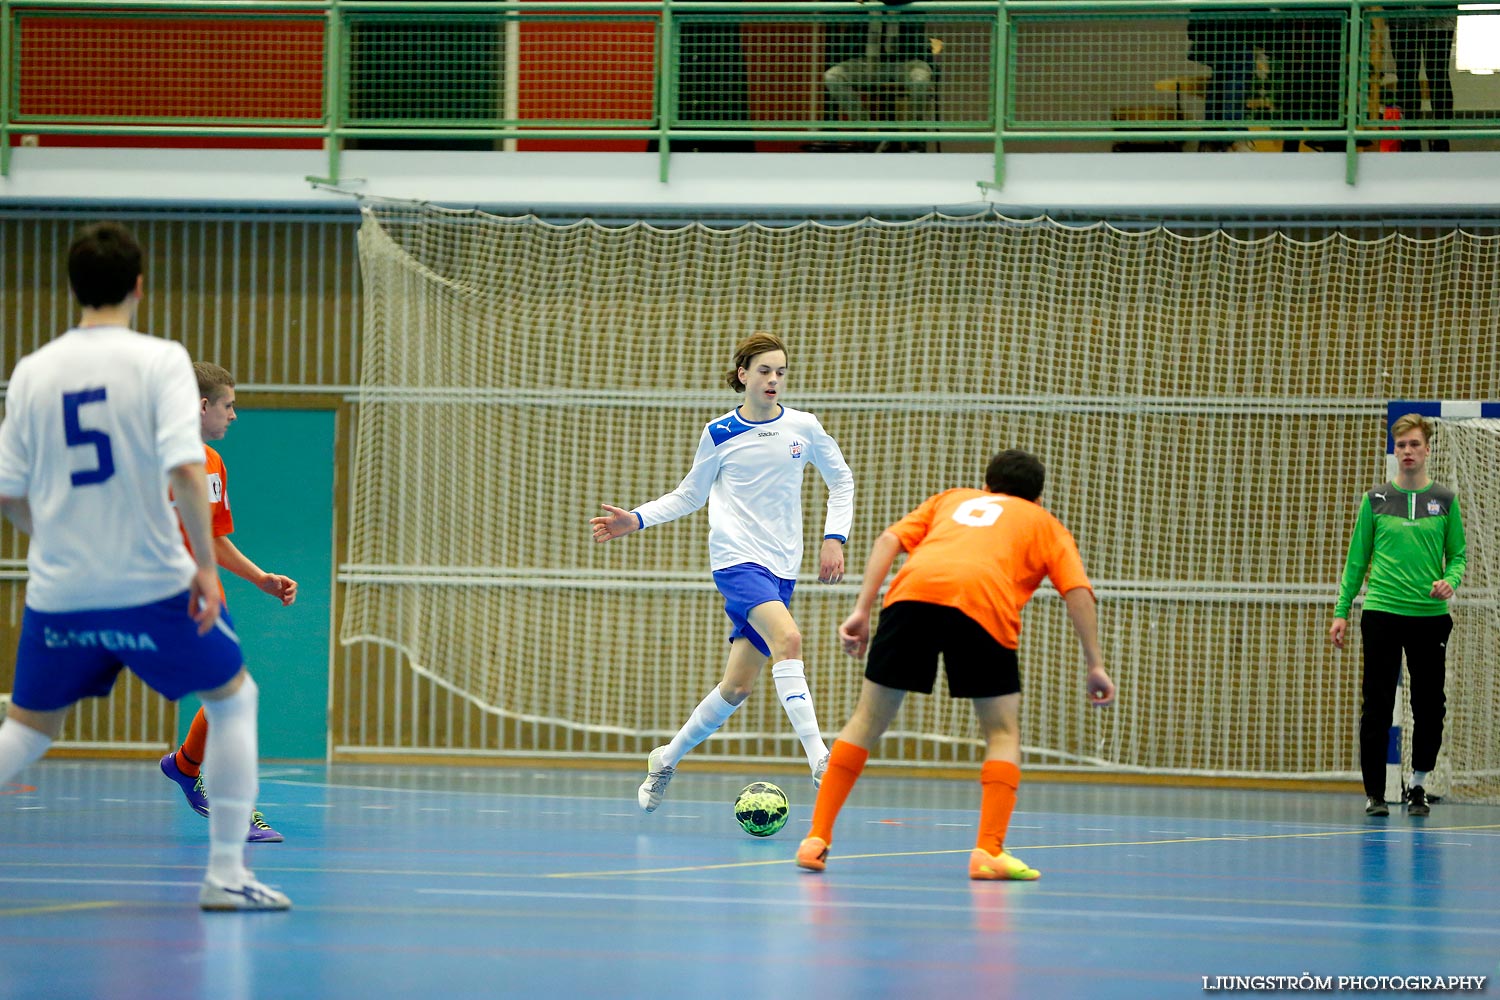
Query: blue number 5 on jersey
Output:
[[62, 388, 115, 486]]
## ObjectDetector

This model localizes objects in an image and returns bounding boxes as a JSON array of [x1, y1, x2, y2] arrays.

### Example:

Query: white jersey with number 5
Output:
[[0, 326, 203, 612], [632, 405, 855, 580]]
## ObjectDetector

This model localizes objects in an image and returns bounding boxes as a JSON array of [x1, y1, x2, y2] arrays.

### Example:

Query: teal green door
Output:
[[177, 409, 335, 761]]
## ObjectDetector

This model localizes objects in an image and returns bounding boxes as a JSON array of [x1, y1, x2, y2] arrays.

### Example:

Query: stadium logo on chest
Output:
[[789, 440, 804, 459]]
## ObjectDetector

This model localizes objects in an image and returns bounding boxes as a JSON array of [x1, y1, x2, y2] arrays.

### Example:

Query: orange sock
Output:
[[977, 760, 1021, 855], [175, 706, 209, 778], [808, 740, 869, 845]]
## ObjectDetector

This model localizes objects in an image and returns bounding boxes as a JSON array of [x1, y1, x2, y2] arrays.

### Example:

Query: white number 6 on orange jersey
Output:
[[951, 495, 1005, 527]]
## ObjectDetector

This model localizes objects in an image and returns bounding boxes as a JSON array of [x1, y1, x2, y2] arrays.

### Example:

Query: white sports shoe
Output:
[[199, 872, 292, 911], [812, 751, 830, 789], [637, 746, 676, 813]]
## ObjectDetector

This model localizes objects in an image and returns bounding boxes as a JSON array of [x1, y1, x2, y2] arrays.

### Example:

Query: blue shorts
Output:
[[712, 562, 796, 657], [11, 591, 243, 712]]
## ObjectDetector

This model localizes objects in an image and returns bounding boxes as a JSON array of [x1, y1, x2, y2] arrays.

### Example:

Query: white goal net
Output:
[[344, 200, 1500, 789], [1422, 417, 1500, 802]]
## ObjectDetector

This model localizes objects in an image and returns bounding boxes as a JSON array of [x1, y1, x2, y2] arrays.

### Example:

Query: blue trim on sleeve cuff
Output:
[[824, 534, 846, 543], [634, 512, 645, 530]]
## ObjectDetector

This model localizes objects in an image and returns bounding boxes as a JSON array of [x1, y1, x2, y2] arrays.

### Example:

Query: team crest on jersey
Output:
[[1427, 499, 1441, 515], [207, 472, 224, 504], [789, 440, 804, 459]]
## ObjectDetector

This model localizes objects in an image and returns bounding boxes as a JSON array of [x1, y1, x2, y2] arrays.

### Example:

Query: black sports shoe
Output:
[[1365, 796, 1389, 817], [1406, 785, 1430, 817]]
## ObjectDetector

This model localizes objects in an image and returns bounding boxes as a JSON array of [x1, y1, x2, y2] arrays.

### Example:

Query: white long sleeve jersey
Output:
[[632, 405, 854, 580]]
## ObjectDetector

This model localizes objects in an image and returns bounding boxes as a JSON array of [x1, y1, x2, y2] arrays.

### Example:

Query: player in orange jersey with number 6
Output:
[[795, 448, 1114, 881]]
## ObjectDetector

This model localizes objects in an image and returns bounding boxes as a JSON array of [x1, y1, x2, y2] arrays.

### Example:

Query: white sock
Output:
[[0, 719, 53, 786], [770, 659, 829, 764], [1412, 771, 1429, 789], [663, 687, 739, 767], [199, 676, 259, 883]]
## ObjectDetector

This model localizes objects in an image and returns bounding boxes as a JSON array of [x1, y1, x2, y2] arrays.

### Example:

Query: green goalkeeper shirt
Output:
[[1334, 480, 1467, 619]]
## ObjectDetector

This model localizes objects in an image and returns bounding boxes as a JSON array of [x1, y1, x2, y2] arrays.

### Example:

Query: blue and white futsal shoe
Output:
[[199, 871, 292, 911]]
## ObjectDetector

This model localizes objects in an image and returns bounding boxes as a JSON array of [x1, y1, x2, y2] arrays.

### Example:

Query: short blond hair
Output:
[[1391, 413, 1432, 444], [193, 361, 235, 403]]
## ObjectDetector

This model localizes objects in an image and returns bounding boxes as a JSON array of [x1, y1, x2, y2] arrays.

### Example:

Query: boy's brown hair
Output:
[[724, 332, 788, 393]]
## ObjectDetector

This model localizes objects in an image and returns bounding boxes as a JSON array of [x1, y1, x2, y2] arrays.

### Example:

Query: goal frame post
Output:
[[1376, 400, 1500, 803]]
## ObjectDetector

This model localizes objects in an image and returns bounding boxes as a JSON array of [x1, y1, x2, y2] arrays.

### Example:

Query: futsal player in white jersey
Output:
[[0, 223, 289, 911], [591, 332, 855, 812]]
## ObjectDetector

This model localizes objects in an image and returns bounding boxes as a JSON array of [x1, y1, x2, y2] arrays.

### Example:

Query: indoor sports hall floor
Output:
[[3, 761, 1498, 999]]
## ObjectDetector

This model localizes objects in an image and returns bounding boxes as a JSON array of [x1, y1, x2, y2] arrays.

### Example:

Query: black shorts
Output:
[[864, 600, 1020, 699]]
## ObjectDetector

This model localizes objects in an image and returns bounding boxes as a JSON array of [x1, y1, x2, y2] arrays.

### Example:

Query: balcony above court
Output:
[[3, 0, 1499, 213]]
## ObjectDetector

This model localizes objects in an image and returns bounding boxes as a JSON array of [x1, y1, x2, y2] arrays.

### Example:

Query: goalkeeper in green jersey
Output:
[[1330, 413, 1466, 819]]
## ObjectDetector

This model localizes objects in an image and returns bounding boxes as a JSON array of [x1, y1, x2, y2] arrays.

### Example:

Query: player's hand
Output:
[[1086, 665, 1115, 707], [838, 608, 870, 658], [818, 538, 845, 584], [1429, 580, 1454, 600], [189, 567, 223, 636], [590, 503, 638, 542], [1329, 617, 1348, 649], [259, 573, 298, 607]]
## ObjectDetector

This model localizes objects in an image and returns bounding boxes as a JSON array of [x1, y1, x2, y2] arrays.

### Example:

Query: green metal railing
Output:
[[2, 0, 1495, 187]]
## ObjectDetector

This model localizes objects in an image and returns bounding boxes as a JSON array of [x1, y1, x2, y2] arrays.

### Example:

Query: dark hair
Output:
[[985, 449, 1045, 502], [67, 222, 143, 309], [725, 332, 788, 393]]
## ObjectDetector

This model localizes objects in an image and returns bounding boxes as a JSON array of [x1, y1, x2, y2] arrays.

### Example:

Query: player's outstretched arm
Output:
[[839, 531, 904, 657], [590, 503, 640, 543], [1062, 586, 1114, 706], [212, 536, 297, 606], [0, 497, 33, 535], [169, 463, 224, 635]]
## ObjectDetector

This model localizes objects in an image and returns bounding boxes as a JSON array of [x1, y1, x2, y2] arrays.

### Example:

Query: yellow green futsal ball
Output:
[[734, 781, 790, 837]]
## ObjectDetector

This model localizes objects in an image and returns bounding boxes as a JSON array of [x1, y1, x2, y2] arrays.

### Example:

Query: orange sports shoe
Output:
[[796, 836, 830, 872], [969, 848, 1040, 881]]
